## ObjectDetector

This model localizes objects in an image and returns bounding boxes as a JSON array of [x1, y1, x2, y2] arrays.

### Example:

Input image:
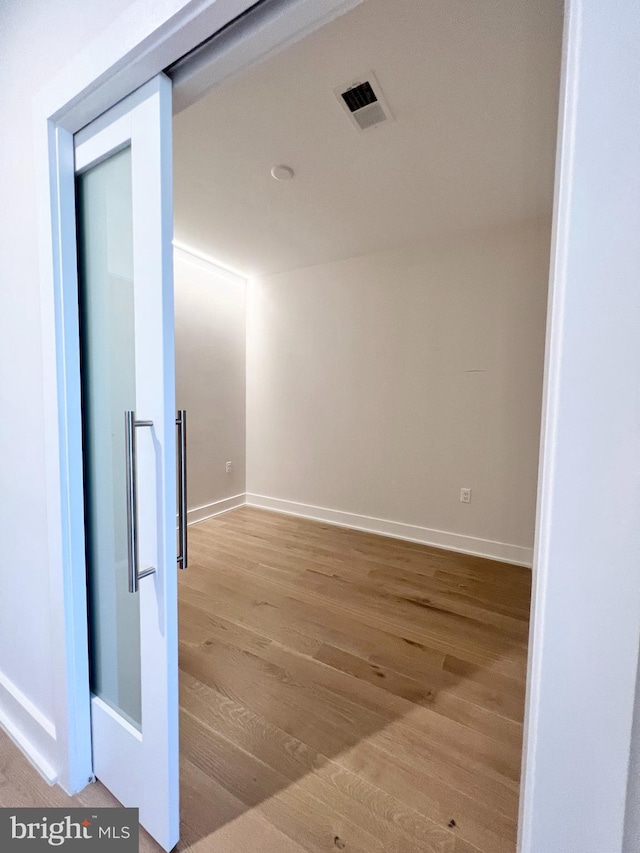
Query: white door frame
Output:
[[33, 1, 640, 851]]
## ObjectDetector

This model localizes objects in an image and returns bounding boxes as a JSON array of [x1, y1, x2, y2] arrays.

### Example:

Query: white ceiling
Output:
[[173, 0, 563, 278]]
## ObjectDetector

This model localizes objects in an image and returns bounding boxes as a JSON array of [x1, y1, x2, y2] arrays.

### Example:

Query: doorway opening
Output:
[[169, 0, 563, 850]]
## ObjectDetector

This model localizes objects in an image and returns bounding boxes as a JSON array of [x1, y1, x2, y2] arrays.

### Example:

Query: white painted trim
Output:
[[246, 494, 533, 567], [187, 493, 247, 525], [34, 119, 93, 796], [33, 0, 260, 134], [0, 669, 58, 785], [0, 671, 56, 742], [517, 2, 581, 849], [170, 0, 367, 113]]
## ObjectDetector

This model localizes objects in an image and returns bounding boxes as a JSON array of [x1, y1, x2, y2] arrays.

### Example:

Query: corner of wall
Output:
[[245, 494, 533, 567]]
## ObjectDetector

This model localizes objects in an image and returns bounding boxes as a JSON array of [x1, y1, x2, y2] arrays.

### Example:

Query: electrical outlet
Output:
[[460, 488, 471, 503], [225, 461, 232, 474]]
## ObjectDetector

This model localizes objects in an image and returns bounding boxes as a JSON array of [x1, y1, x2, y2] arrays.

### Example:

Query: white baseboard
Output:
[[0, 669, 58, 785], [245, 494, 533, 567], [187, 493, 247, 526]]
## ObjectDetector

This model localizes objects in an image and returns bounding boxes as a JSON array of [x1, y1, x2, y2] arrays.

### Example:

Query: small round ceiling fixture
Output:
[[270, 164, 295, 181]]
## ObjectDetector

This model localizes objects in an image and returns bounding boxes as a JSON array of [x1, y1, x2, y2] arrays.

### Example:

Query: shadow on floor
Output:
[[173, 506, 531, 853]]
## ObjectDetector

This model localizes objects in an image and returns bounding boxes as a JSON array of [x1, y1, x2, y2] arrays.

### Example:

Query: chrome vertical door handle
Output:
[[176, 410, 188, 570], [125, 410, 157, 593]]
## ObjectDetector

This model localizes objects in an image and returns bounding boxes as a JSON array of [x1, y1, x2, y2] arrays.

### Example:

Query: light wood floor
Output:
[[0, 507, 531, 853]]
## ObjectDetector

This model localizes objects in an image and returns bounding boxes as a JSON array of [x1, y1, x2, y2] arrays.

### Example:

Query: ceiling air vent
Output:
[[336, 73, 393, 132]]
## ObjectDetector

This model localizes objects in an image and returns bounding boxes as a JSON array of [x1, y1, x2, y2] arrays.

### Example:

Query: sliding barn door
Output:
[[75, 74, 180, 852]]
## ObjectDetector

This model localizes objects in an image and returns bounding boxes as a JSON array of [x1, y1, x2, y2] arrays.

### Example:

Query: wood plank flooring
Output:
[[178, 507, 530, 853], [0, 507, 531, 852]]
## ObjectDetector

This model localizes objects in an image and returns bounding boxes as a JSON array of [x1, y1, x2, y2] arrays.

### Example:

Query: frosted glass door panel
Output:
[[74, 75, 177, 851], [77, 146, 142, 730]]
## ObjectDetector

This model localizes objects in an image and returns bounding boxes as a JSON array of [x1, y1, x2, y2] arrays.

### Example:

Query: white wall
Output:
[[0, 0, 135, 777], [174, 248, 246, 521], [246, 218, 550, 563], [521, 1, 640, 851]]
